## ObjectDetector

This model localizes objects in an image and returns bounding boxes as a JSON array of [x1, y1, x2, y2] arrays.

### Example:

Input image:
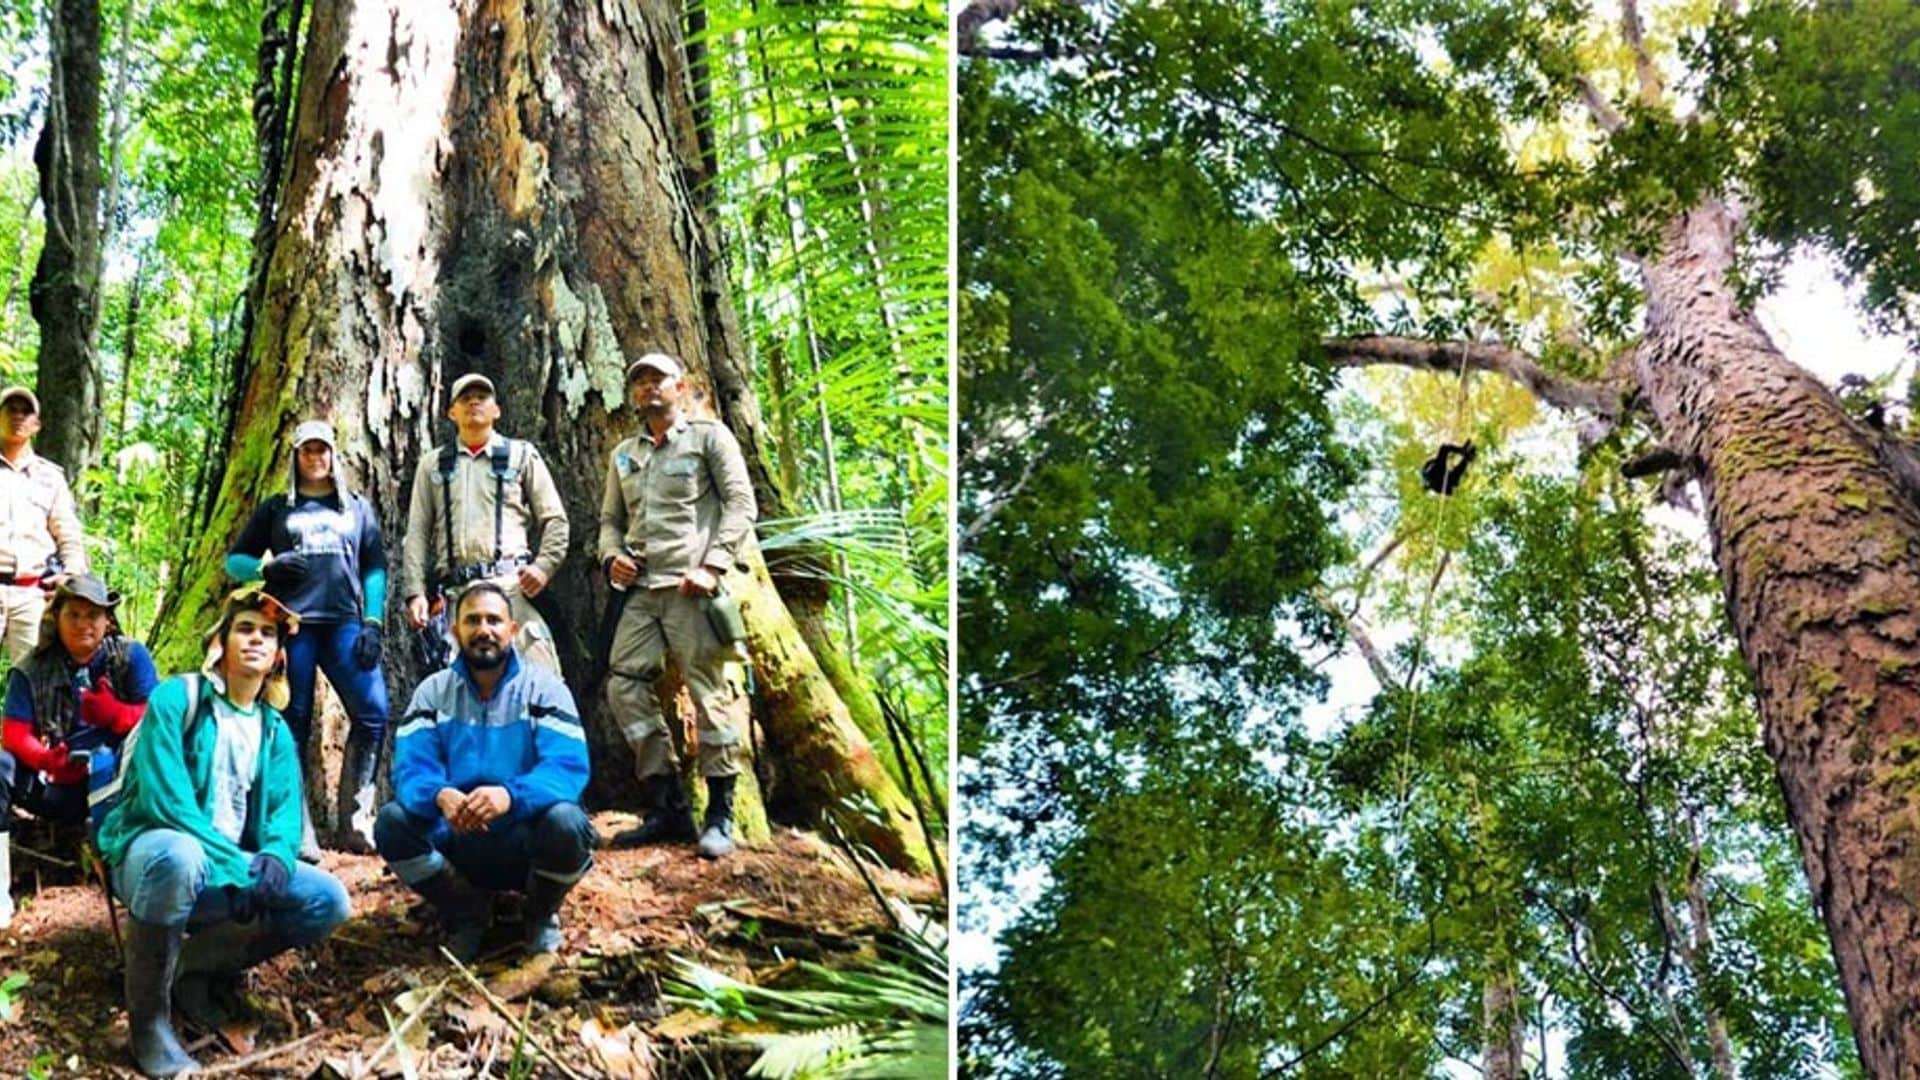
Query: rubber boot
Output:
[[124, 919, 198, 1077], [173, 919, 282, 1032], [0, 832, 14, 929], [521, 867, 580, 955], [412, 867, 490, 962], [697, 775, 737, 860], [297, 799, 322, 864], [329, 733, 379, 855], [607, 773, 697, 848]]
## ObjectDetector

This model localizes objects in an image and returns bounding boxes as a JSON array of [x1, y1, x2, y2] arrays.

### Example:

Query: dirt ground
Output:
[[0, 813, 942, 1078]]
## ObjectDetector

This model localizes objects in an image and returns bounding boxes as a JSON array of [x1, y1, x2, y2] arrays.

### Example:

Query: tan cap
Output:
[[0, 386, 38, 412], [624, 353, 683, 381], [449, 373, 496, 400]]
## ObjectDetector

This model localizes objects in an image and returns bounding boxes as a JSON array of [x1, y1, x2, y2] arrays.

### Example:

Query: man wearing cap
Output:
[[401, 373, 569, 673], [0, 574, 157, 926], [97, 587, 350, 1078], [0, 385, 88, 665], [600, 353, 757, 859], [375, 581, 594, 961], [227, 419, 391, 854]]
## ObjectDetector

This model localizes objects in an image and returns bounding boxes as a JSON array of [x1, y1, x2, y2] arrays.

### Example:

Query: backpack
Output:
[[86, 674, 208, 834]]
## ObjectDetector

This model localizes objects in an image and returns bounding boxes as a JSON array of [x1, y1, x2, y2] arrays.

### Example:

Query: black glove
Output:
[[352, 619, 384, 670], [250, 852, 292, 907], [262, 552, 312, 591]]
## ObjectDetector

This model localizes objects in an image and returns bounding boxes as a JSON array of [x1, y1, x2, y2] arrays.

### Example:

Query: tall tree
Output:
[[963, 0, 1917, 1073], [148, 0, 929, 871], [29, 0, 101, 477]]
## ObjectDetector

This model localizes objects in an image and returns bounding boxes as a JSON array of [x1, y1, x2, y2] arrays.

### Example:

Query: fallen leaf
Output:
[[652, 1008, 724, 1041], [579, 1017, 656, 1080], [218, 1018, 258, 1056], [488, 952, 559, 1002]]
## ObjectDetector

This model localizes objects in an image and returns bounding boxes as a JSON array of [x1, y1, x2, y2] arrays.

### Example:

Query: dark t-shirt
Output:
[[3, 638, 159, 744], [231, 491, 387, 622]]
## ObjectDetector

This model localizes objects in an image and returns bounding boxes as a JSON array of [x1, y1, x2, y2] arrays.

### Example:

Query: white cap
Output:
[[0, 386, 38, 413], [290, 419, 336, 449], [625, 352, 683, 381], [449, 372, 496, 400]]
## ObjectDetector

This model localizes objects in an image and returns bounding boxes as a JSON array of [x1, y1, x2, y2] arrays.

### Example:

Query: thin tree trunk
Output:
[[113, 248, 144, 447], [89, 0, 136, 346], [4, 192, 38, 344], [1482, 967, 1526, 1080], [1684, 848, 1740, 1080], [30, 0, 104, 478], [151, 0, 930, 872]]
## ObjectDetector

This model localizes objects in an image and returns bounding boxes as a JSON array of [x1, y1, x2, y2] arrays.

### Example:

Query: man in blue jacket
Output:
[[374, 581, 594, 961]]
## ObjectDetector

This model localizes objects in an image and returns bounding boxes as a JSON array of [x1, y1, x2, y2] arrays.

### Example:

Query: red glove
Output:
[[79, 680, 145, 736], [3, 718, 82, 782]]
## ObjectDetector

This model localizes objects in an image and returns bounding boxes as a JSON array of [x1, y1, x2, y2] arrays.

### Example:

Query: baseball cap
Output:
[[0, 386, 38, 413], [450, 373, 496, 400], [624, 353, 684, 382], [291, 419, 337, 449]]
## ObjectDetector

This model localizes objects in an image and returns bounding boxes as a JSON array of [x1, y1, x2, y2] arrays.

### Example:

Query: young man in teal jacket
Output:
[[376, 581, 593, 962], [97, 588, 351, 1078]]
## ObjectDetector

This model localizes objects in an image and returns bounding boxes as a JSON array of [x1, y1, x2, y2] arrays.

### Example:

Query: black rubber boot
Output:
[[607, 774, 697, 848], [329, 733, 379, 855], [124, 919, 198, 1077], [412, 867, 490, 962], [522, 868, 580, 954], [697, 775, 737, 860]]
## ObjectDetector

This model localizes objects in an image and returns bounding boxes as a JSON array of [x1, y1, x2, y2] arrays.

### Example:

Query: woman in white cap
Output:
[[225, 419, 391, 854]]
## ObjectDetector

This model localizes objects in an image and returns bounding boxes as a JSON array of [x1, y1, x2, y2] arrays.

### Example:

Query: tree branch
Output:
[[1323, 335, 1625, 418], [957, 0, 1025, 56], [1573, 74, 1626, 134], [1312, 587, 1400, 693], [1621, 0, 1665, 108]]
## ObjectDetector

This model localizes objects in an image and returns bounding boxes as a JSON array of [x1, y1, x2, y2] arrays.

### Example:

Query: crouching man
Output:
[[96, 588, 350, 1078], [376, 581, 593, 962]]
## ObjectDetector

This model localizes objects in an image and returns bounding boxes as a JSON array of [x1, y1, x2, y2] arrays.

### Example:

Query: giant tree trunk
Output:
[[1634, 198, 1920, 1075], [151, 0, 929, 872], [29, 0, 103, 478]]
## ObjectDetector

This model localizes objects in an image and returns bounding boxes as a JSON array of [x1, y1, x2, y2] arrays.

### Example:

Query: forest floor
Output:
[[0, 812, 941, 1078]]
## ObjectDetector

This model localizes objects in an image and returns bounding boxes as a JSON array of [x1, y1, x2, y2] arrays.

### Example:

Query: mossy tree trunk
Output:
[[150, 0, 929, 872]]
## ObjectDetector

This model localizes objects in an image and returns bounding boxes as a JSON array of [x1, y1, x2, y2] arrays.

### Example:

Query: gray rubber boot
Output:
[[521, 867, 580, 954], [697, 775, 737, 860], [607, 773, 697, 848], [297, 799, 323, 864], [124, 918, 198, 1077], [412, 867, 490, 962], [174, 919, 285, 1032], [330, 733, 379, 855]]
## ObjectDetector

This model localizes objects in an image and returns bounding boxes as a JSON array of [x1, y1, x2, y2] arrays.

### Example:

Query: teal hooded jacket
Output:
[[96, 673, 304, 886]]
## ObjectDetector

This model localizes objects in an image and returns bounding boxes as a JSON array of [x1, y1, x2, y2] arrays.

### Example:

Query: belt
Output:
[[0, 575, 41, 587]]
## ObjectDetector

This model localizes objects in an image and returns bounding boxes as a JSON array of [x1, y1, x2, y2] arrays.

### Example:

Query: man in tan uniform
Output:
[[600, 353, 756, 859], [401, 374, 569, 673], [0, 386, 87, 665]]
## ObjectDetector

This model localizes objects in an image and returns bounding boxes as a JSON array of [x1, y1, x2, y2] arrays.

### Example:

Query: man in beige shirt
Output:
[[401, 374, 569, 673], [0, 387, 86, 664], [599, 353, 756, 859]]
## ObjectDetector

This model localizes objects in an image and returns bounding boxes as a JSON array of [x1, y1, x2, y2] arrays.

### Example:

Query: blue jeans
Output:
[[374, 801, 595, 893], [110, 829, 350, 941], [284, 618, 390, 748]]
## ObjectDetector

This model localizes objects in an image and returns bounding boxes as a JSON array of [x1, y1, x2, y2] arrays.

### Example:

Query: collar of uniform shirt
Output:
[[0, 448, 40, 472], [460, 433, 503, 457], [642, 413, 689, 448]]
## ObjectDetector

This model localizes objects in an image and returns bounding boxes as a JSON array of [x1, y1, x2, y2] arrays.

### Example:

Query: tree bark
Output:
[[1629, 198, 1920, 1075], [1482, 966, 1526, 1080], [148, 0, 929, 872], [30, 0, 103, 478]]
